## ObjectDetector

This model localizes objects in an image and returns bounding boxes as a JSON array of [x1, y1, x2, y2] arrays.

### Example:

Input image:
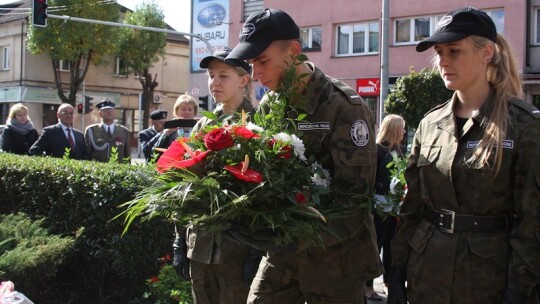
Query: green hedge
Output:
[[0, 153, 174, 303]]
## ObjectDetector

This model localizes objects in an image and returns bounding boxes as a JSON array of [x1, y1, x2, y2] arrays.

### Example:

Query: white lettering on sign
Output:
[[358, 86, 376, 94]]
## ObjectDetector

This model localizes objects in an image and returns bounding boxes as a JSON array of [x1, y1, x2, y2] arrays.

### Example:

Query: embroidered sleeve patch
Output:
[[350, 120, 369, 147]]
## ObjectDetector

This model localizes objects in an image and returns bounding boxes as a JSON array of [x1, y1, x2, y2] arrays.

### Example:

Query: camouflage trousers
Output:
[[190, 261, 249, 304], [247, 233, 382, 304]]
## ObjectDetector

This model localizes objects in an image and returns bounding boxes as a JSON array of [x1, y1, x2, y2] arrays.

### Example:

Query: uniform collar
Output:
[[431, 90, 494, 138], [294, 62, 323, 115]]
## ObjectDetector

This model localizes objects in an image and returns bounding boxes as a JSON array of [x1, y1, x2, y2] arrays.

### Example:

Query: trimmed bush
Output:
[[0, 153, 174, 303], [0, 212, 74, 291]]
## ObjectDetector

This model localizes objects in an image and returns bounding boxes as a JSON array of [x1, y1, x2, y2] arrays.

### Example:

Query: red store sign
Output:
[[356, 78, 380, 96]]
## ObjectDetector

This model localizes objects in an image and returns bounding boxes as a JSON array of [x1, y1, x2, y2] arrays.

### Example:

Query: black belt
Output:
[[426, 209, 512, 234]]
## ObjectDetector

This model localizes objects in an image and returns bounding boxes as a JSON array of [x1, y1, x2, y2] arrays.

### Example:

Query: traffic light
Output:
[[77, 103, 83, 114], [84, 95, 93, 114], [32, 0, 48, 27], [198, 95, 209, 111]]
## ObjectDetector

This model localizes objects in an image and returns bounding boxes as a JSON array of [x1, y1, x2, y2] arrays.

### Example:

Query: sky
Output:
[[0, 0, 192, 33], [117, 0, 191, 33]]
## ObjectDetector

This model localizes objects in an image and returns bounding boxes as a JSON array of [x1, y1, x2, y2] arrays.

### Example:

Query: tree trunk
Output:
[[51, 50, 93, 107], [139, 68, 159, 130]]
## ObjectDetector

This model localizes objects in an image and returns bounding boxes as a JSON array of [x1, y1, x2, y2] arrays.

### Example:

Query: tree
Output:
[[118, 1, 167, 129], [26, 0, 121, 106], [385, 67, 453, 129]]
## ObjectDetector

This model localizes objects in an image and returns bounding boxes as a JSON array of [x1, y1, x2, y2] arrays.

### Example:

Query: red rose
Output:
[[295, 192, 307, 205], [149, 276, 160, 283], [204, 128, 234, 151]]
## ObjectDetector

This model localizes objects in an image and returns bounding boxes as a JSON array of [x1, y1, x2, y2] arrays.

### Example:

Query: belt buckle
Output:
[[439, 209, 455, 234]]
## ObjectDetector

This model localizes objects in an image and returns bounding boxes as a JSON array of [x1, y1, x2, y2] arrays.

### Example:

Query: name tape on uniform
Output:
[[466, 140, 514, 149], [298, 122, 331, 131]]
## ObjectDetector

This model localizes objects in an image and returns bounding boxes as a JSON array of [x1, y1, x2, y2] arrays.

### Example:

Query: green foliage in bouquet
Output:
[[119, 54, 357, 247]]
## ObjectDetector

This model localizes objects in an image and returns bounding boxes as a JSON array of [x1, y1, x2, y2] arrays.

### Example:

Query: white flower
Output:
[[246, 122, 264, 133], [290, 134, 306, 161], [311, 162, 332, 188], [390, 177, 401, 195], [272, 132, 291, 142]]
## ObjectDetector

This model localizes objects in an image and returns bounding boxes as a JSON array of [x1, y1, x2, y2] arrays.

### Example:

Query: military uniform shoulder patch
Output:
[[509, 98, 540, 119], [350, 119, 369, 147], [326, 75, 364, 105]]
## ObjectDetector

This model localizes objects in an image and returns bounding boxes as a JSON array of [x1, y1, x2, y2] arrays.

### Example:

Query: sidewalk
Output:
[[131, 147, 146, 164]]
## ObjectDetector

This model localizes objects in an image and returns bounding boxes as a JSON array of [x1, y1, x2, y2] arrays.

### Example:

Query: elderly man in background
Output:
[[29, 103, 87, 160]]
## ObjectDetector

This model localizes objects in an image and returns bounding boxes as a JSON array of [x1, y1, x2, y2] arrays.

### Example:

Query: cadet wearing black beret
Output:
[[150, 110, 167, 121], [139, 110, 168, 162]]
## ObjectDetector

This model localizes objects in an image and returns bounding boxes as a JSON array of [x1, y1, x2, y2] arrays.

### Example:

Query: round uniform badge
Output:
[[350, 120, 369, 147]]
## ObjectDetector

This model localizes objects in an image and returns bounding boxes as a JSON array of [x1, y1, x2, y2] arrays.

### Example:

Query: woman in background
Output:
[[1, 103, 39, 155], [154, 94, 199, 150], [366, 114, 406, 302]]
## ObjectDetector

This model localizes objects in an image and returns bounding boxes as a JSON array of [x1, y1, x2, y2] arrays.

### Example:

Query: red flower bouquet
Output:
[[120, 55, 339, 246]]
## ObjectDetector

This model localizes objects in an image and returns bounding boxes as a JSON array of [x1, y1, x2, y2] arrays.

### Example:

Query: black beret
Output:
[[150, 110, 167, 120]]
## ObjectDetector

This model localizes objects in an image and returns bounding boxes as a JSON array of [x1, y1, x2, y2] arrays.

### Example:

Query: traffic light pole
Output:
[[46, 14, 213, 53]]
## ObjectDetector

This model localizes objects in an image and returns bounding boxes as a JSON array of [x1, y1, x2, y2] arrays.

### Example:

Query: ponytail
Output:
[[469, 34, 522, 173]]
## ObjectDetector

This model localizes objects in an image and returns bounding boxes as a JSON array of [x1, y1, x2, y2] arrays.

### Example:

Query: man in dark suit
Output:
[[84, 99, 131, 163], [139, 109, 167, 162], [29, 103, 87, 160]]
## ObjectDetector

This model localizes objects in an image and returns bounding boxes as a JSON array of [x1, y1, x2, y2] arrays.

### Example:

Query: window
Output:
[[300, 27, 322, 52], [485, 9, 504, 34], [363, 97, 377, 123], [395, 16, 434, 44], [115, 57, 127, 77], [396, 10, 505, 45], [243, 0, 263, 21], [536, 8, 540, 44], [2, 47, 9, 70], [336, 21, 378, 56], [59, 60, 70, 72]]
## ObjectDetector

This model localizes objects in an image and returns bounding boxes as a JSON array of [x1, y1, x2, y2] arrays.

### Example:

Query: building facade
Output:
[[0, 0, 190, 145], [214, 0, 539, 125]]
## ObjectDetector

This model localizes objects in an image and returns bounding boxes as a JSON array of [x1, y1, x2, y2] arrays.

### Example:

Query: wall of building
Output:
[[227, 0, 532, 118], [0, 19, 190, 136]]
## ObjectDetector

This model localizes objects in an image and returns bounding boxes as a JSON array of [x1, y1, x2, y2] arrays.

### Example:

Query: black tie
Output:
[[107, 126, 112, 136]]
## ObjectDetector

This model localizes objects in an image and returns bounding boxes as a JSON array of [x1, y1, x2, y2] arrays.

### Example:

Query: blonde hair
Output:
[[468, 34, 522, 173], [7, 103, 28, 121], [173, 94, 198, 117], [376, 114, 405, 151], [235, 66, 253, 101]]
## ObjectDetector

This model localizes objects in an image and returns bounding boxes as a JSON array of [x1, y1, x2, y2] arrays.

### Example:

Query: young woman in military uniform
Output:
[[172, 48, 261, 304], [390, 7, 540, 304]]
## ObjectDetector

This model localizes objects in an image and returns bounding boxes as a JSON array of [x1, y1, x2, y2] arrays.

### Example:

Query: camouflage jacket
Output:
[[392, 93, 540, 303], [259, 63, 382, 279], [187, 98, 255, 264]]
